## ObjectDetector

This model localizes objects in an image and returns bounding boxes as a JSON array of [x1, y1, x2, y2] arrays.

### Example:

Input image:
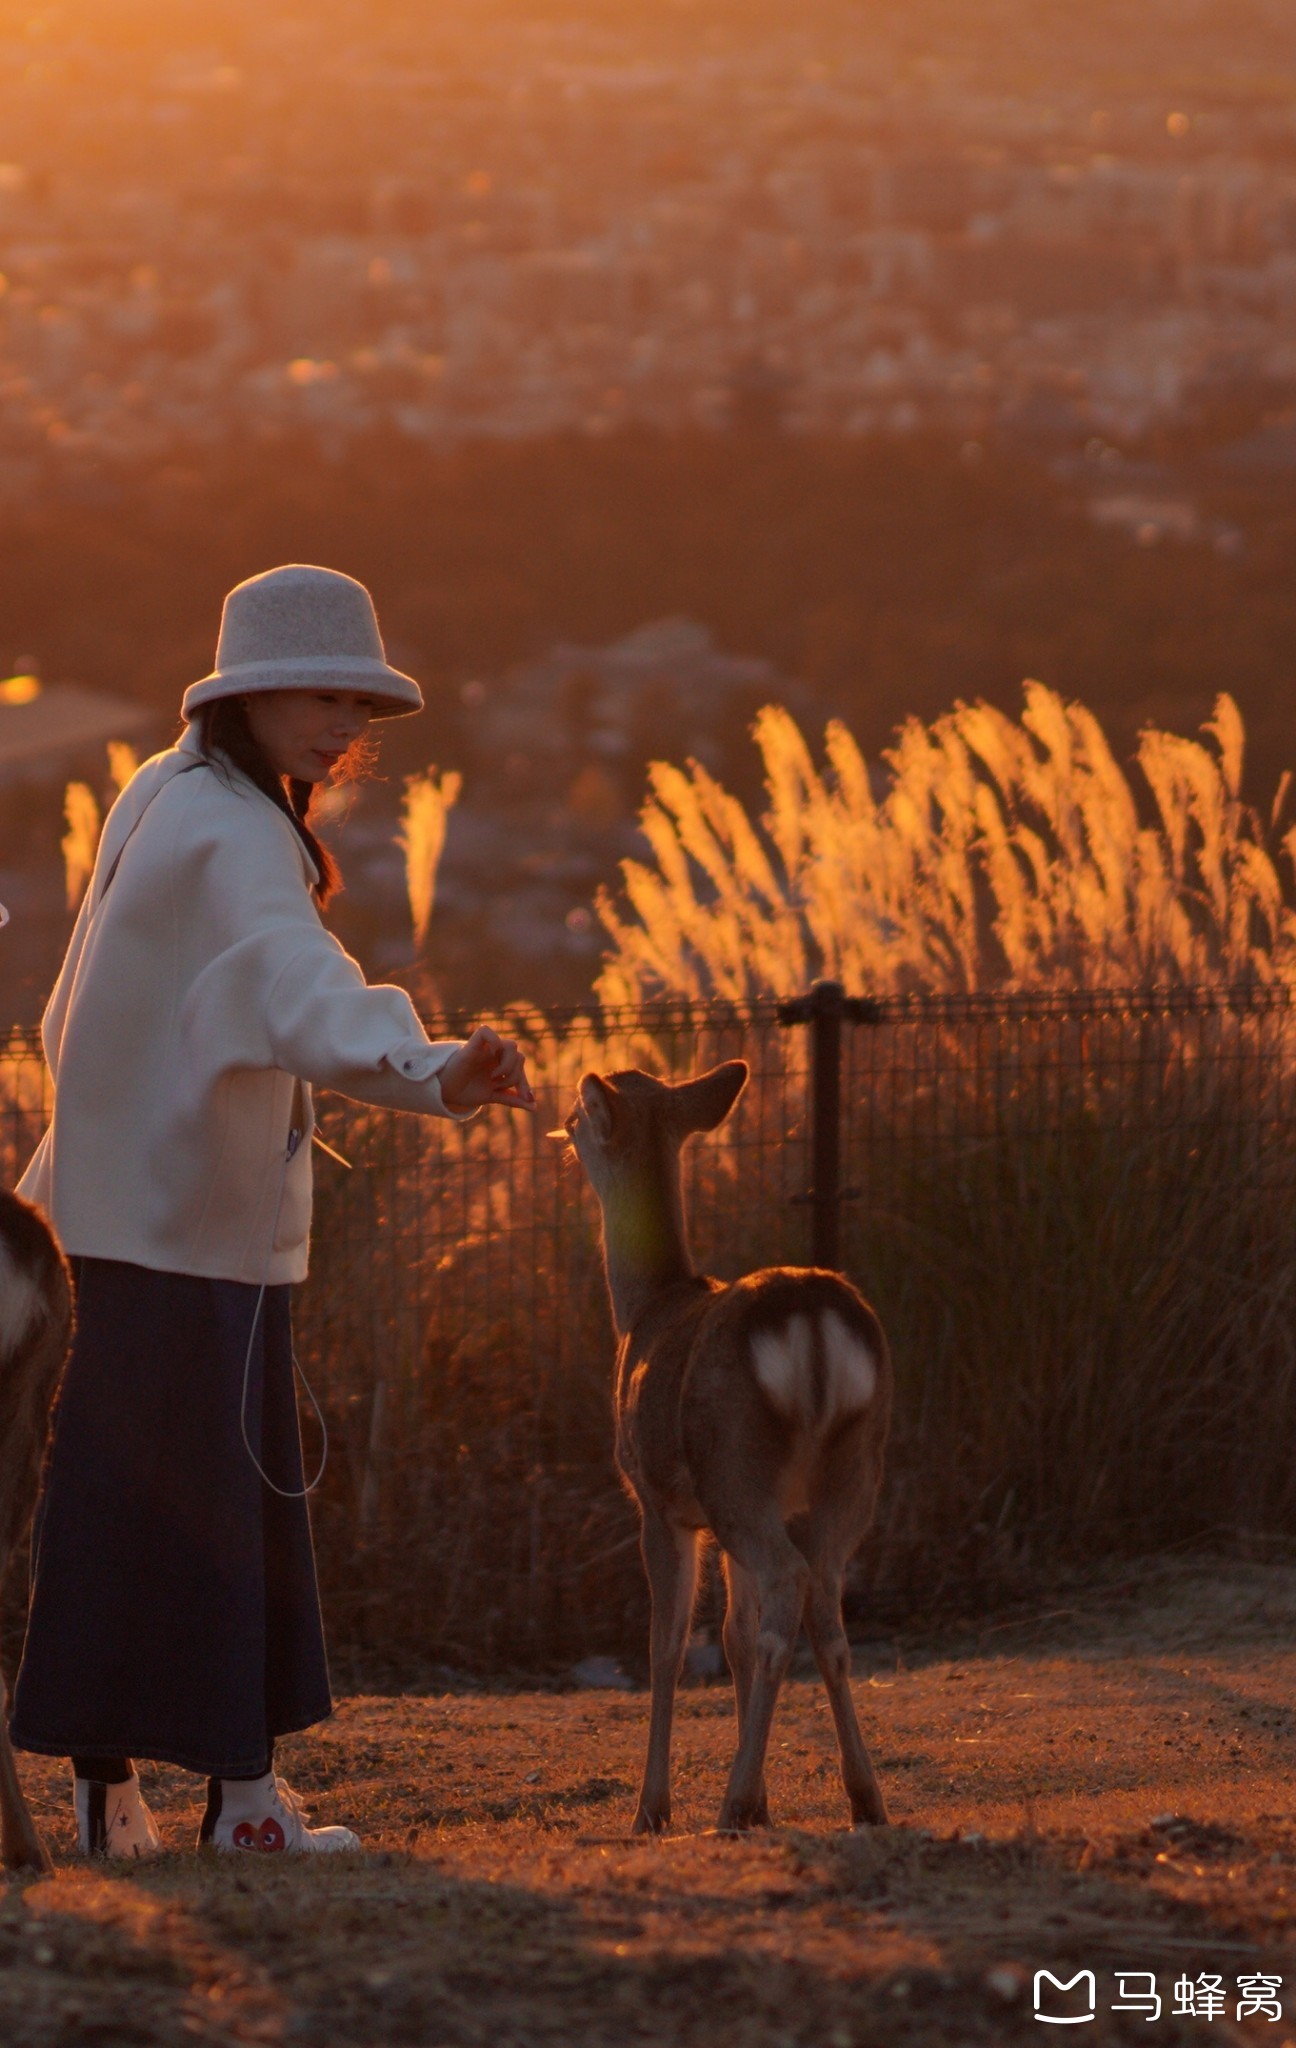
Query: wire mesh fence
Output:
[[5, 982, 1296, 1676]]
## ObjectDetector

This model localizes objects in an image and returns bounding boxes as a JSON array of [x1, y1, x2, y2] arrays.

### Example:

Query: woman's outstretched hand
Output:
[[439, 1026, 536, 1114]]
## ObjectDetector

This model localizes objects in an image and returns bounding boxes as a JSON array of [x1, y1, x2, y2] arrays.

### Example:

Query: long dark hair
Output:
[[195, 697, 342, 906]]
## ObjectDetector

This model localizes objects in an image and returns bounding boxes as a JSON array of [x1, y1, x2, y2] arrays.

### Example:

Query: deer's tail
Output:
[[750, 1305, 879, 1435]]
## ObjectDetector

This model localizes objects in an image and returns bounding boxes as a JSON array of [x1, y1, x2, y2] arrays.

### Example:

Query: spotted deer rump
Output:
[[677, 1269, 891, 1532]]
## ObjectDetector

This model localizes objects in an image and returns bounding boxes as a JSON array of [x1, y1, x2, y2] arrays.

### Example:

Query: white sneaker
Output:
[[75, 1774, 162, 1859], [199, 1772, 360, 1855]]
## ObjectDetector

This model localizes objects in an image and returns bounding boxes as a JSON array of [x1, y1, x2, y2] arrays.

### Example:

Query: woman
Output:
[[11, 564, 534, 1857]]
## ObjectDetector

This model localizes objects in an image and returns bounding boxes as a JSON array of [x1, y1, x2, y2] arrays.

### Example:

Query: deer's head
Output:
[[555, 1060, 749, 1206]]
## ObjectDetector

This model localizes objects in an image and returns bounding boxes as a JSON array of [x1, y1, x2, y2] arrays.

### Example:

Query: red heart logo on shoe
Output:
[[231, 1817, 286, 1853]]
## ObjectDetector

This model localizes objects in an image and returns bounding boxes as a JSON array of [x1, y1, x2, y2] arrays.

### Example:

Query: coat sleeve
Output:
[[262, 932, 473, 1118], [181, 779, 475, 1120]]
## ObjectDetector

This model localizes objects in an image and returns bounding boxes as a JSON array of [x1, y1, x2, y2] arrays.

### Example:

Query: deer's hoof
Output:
[[631, 1807, 669, 1836], [850, 1796, 890, 1829], [716, 1802, 771, 1833]]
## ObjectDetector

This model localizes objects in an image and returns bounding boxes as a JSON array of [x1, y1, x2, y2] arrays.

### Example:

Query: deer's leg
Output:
[[715, 1518, 808, 1832], [720, 1554, 768, 1825], [0, 1668, 50, 1874], [802, 1559, 888, 1827], [633, 1510, 699, 1835]]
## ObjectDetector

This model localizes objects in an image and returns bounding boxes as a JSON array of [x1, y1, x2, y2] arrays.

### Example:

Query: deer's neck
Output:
[[599, 1166, 694, 1336]]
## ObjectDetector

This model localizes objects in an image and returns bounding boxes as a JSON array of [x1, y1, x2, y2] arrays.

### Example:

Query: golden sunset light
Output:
[[2, 5, 1296, 2043]]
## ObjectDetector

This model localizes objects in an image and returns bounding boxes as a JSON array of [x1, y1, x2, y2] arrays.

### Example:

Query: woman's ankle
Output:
[[70, 1755, 133, 1785]]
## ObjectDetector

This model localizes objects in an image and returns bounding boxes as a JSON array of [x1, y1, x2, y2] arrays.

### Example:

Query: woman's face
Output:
[[243, 690, 377, 782]]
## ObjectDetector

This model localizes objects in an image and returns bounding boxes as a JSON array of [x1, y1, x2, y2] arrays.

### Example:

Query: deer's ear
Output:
[[578, 1072, 618, 1146], [671, 1060, 748, 1135]]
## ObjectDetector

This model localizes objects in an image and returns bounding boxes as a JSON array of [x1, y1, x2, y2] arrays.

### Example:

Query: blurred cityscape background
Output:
[[2, 0, 1296, 1016]]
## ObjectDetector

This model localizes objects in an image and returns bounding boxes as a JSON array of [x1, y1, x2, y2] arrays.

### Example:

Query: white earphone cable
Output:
[[239, 1126, 329, 1499]]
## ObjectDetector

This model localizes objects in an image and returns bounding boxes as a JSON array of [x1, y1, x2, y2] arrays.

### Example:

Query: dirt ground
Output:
[[6, 1557, 1296, 2046]]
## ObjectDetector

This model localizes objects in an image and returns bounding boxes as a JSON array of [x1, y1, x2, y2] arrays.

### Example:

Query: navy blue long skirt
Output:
[[9, 1257, 333, 1777]]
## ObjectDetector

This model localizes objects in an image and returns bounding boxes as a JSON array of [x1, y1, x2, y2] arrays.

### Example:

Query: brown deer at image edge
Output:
[[0, 1190, 72, 1872]]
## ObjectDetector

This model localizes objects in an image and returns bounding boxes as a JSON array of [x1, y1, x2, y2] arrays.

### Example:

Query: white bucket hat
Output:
[[181, 564, 423, 721]]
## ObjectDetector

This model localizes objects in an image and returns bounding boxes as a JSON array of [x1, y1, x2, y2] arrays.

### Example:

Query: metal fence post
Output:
[[777, 980, 880, 1270]]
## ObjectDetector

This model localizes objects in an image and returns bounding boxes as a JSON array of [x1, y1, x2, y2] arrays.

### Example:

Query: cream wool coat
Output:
[[20, 725, 468, 1284]]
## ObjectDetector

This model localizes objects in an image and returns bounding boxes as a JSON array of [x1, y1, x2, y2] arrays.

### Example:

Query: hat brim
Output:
[[181, 654, 423, 721]]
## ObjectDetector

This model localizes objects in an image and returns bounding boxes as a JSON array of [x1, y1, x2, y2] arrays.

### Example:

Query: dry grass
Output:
[[6, 1558, 1296, 2045], [106, 742, 138, 795], [58, 741, 138, 916], [598, 690, 1296, 1001], [399, 765, 462, 955], [59, 782, 99, 915]]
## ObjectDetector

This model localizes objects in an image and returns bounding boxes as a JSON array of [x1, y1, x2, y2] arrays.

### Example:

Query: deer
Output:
[[0, 1190, 72, 1872], [556, 1058, 891, 1835]]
